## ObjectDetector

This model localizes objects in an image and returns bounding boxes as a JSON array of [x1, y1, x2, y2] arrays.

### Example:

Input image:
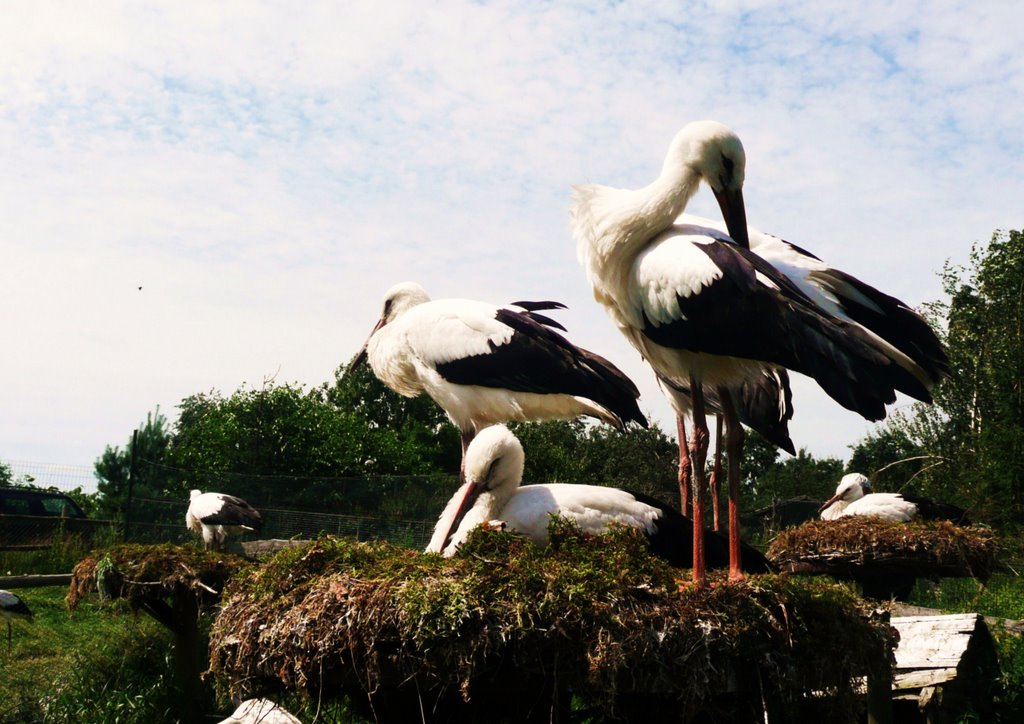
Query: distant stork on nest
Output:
[[186, 490, 263, 551], [1, 589, 33, 650], [820, 473, 970, 524], [426, 425, 772, 573]]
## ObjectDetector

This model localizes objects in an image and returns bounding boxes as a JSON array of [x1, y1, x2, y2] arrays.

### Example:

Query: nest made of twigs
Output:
[[67, 543, 250, 611], [209, 521, 895, 723], [767, 518, 1000, 581]]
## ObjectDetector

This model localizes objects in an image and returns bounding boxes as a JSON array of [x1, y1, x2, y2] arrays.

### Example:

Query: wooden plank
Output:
[[893, 667, 959, 690], [892, 603, 1024, 636], [891, 614, 979, 670], [0, 573, 72, 589]]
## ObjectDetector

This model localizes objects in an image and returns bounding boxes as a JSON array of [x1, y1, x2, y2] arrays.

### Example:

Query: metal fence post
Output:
[[123, 429, 139, 542]]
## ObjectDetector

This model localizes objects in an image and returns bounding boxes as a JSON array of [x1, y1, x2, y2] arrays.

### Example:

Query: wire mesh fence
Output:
[[2, 458, 451, 553]]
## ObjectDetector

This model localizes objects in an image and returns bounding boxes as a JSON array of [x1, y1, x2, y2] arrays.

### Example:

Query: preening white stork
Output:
[[185, 490, 263, 551], [572, 120, 941, 585], [0, 589, 33, 650], [820, 473, 969, 523], [426, 425, 772, 573], [352, 282, 647, 479]]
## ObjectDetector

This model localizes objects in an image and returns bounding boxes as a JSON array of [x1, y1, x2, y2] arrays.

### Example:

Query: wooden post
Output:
[[123, 428, 139, 542], [171, 591, 203, 722], [866, 662, 893, 724]]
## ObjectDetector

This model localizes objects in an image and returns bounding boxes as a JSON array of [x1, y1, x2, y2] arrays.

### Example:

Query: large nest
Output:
[[767, 518, 1001, 581], [67, 543, 250, 612], [210, 522, 895, 723]]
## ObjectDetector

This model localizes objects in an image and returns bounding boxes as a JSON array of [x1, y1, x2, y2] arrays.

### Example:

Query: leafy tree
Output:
[[846, 425, 927, 492], [751, 448, 844, 507], [323, 363, 461, 474], [869, 229, 1024, 525], [94, 408, 174, 518], [0, 460, 14, 487]]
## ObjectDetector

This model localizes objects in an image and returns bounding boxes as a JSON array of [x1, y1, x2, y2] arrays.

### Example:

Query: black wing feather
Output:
[[201, 495, 263, 531], [641, 241, 930, 421], [436, 309, 647, 428]]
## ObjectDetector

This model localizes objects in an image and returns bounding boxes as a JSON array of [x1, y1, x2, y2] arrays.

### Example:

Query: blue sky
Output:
[[2, 1, 1021, 474]]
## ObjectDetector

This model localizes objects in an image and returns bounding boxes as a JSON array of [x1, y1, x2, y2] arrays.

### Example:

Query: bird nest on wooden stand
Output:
[[767, 519, 1000, 595], [67, 543, 250, 624], [209, 521, 895, 723]]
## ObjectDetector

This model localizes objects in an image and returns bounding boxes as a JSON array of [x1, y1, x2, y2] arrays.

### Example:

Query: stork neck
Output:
[[591, 167, 702, 275]]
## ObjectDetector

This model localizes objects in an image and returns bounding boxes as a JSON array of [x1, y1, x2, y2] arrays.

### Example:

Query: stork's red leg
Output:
[[676, 415, 691, 516], [688, 380, 710, 588], [718, 389, 746, 582]]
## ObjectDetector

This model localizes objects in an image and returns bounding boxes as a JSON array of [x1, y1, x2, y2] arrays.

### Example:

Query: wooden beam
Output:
[[0, 574, 72, 589]]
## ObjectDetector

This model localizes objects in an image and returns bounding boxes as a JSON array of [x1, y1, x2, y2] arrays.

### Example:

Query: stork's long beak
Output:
[[818, 493, 842, 514], [713, 187, 750, 249], [439, 480, 484, 553], [349, 316, 387, 370]]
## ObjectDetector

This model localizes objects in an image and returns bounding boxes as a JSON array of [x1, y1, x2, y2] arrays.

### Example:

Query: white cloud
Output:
[[1, 1, 1021, 475]]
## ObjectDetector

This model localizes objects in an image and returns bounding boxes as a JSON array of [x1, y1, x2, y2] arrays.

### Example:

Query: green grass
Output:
[[0, 584, 356, 723], [0, 586, 181, 723]]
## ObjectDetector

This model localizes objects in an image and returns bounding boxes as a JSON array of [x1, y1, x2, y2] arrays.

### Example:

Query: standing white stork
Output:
[[572, 121, 938, 585], [185, 490, 263, 551], [820, 473, 969, 523], [352, 282, 647, 480], [426, 425, 773, 573], [1, 589, 33, 651]]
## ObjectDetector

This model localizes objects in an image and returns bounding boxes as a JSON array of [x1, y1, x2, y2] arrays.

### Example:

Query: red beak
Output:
[[818, 493, 842, 514], [438, 480, 483, 553], [349, 316, 388, 370]]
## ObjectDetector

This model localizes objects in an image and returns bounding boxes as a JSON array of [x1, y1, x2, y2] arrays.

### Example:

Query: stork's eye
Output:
[[721, 154, 734, 174]]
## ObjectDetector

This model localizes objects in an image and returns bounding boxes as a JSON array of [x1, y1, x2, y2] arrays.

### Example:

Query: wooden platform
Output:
[[889, 613, 1001, 722]]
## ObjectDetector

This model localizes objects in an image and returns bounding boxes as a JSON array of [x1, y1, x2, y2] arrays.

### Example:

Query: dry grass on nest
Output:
[[209, 521, 895, 723], [67, 543, 250, 611], [767, 518, 1001, 581]]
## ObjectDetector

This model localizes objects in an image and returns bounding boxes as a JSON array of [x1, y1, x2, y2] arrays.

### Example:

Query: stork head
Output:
[[189, 489, 202, 500], [351, 281, 432, 368], [663, 120, 749, 248], [464, 425, 526, 497], [819, 473, 872, 513], [435, 425, 525, 554]]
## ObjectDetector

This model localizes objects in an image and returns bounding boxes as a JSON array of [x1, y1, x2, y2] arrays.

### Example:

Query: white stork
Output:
[[820, 473, 969, 523], [352, 282, 647, 479], [572, 120, 939, 585], [185, 490, 263, 551], [426, 425, 773, 573], [1, 589, 33, 650]]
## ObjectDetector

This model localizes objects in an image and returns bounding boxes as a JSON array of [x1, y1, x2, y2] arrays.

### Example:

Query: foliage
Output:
[[866, 229, 1024, 525], [751, 448, 844, 506], [509, 419, 680, 500], [325, 362, 462, 473], [846, 425, 928, 491], [94, 407, 174, 519]]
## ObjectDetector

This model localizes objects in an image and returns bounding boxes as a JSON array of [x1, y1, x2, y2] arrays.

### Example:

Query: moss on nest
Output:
[[67, 543, 250, 612], [767, 518, 1000, 581], [210, 521, 894, 722]]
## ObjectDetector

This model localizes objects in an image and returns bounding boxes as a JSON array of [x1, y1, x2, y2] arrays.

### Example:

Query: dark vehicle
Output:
[[0, 488, 93, 549]]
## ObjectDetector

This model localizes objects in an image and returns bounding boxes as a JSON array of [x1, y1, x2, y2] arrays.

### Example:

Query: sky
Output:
[[2, 1, 1022, 480]]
